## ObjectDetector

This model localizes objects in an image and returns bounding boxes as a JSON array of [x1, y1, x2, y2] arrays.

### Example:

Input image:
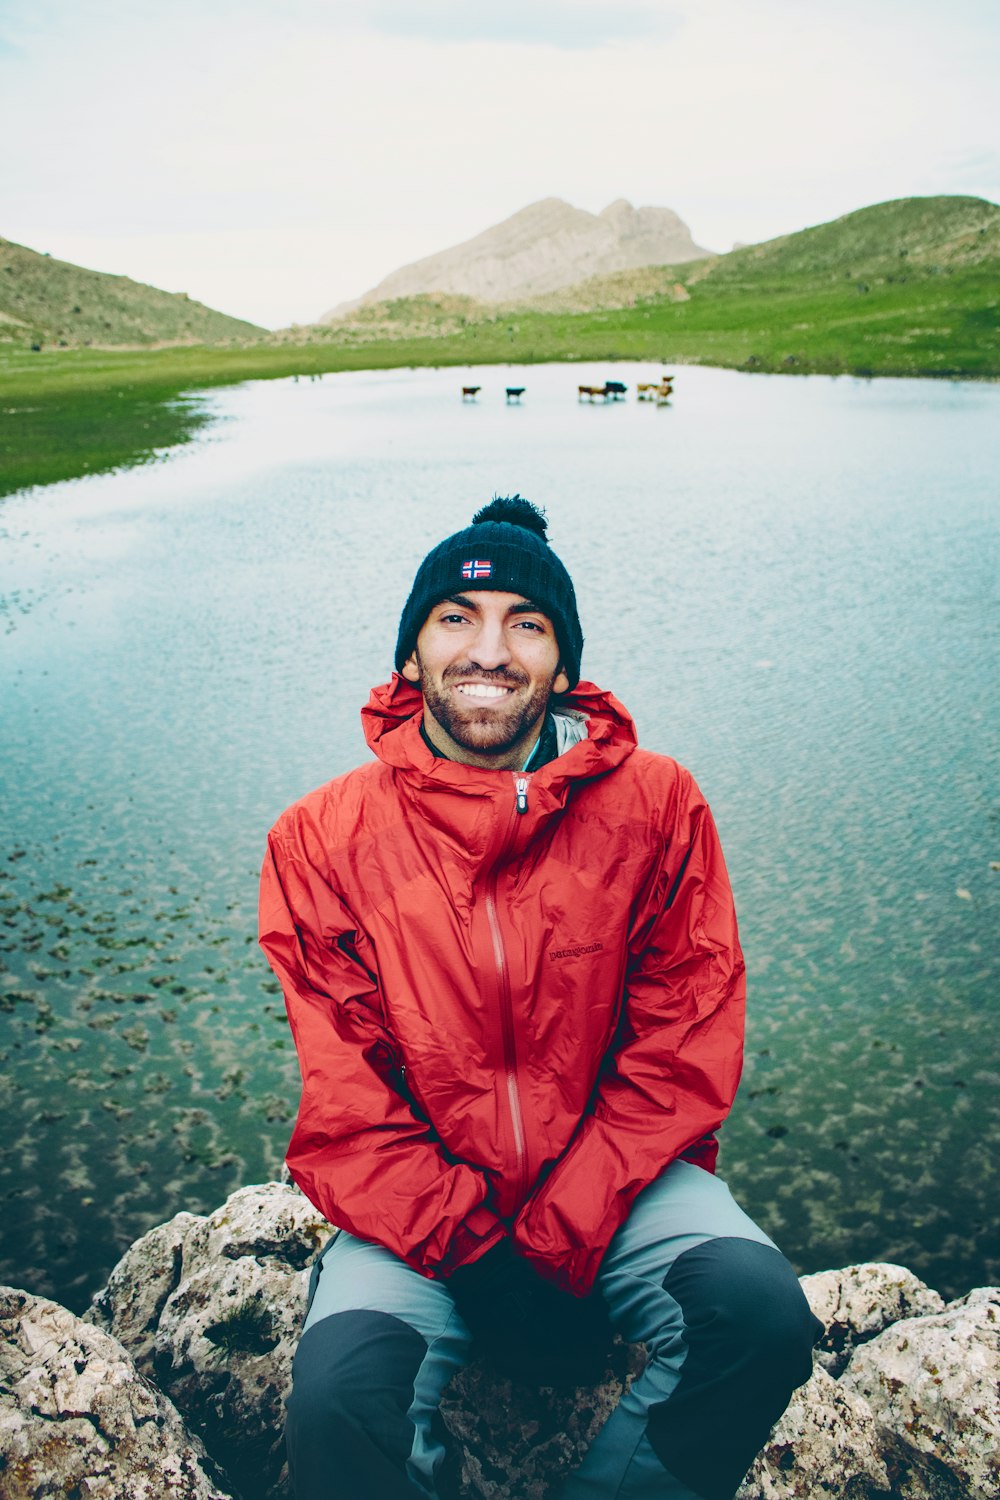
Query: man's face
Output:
[[402, 590, 569, 769]]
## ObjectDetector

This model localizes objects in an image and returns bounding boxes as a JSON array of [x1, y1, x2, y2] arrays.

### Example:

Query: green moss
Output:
[[204, 1298, 278, 1356]]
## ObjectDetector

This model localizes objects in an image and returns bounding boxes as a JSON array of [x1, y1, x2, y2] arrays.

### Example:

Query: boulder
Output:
[[444, 1357, 894, 1500], [800, 1262, 946, 1376], [0, 1284, 232, 1499], [86, 1209, 202, 1373], [89, 1182, 649, 1499], [737, 1366, 890, 1499], [842, 1287, 1000, 1499], [87, 1182, 330, 1500]]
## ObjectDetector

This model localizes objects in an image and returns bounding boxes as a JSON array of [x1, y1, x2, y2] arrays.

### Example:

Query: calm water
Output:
[[1, 362, 997, 1311]]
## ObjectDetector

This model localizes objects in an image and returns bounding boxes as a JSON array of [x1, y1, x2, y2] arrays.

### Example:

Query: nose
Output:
[[468, 618, 512, 672]]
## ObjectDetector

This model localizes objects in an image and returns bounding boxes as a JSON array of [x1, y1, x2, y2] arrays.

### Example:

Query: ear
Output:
[[553, 666, 570, 695], [401, 651, 421, 684]]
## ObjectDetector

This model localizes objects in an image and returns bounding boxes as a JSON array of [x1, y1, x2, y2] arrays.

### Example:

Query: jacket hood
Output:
[[361, 673, 637, 790]]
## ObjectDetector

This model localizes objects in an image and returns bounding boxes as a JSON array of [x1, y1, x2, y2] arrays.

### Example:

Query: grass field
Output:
[[2, 196, 997, 498]]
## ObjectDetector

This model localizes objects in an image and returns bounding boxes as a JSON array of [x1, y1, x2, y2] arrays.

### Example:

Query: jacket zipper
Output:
[[483, 771, 531, 1203]]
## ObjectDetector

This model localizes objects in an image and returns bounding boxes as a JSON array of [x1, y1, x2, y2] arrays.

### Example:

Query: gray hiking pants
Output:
[[285, 1160, 821, 1500]]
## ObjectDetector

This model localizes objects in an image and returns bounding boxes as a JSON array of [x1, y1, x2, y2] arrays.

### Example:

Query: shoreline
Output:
[[2, 337, 998, 500]]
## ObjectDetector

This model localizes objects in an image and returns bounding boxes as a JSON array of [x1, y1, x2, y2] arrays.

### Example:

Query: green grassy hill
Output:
[[301, 195, 999, 378], [695, 194, 999, 283], [0, 237, 264, 348]]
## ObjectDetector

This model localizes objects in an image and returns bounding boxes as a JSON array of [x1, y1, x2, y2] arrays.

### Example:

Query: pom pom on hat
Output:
[[470, 495, 549, 537]]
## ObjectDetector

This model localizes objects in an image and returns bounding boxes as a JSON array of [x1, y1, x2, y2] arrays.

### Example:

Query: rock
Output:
[[800, 1262, 946, 1376], [84, 1182, 997, 1500], [842, 1287, 1000, 1499], [439, 1339, 647, 1499], [86, 1209, 201, 1374], [0, 1284, 232, 1499], [88, 1182, 331, 1500], [89, 1181, 648, 1500], [737, 1365, 890, 1499], [321, 196, 711, 318]]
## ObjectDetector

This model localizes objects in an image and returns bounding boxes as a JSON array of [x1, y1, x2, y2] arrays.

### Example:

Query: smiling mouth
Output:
[[456, 682, 515, 700]]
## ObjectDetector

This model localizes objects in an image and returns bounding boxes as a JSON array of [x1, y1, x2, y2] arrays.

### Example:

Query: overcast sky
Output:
[[3, 0, 998, 329]]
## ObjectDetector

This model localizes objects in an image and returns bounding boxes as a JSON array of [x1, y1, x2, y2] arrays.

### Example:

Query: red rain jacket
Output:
[[259, 676, 745, 1294]]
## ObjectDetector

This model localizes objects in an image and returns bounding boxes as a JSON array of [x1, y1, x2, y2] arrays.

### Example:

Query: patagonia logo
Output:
[[549, 941, 604, 962], [461, 558, 492, 580]]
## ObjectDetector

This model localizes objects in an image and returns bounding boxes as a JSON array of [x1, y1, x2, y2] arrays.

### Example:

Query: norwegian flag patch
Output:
[[461, 558, 492, 580]]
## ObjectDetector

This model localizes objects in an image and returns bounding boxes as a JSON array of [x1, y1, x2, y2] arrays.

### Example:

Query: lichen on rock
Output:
[[0, 1284, 232, 1499], [841, 1286, 1000, 1499], [800, 1261, 946, 1376]]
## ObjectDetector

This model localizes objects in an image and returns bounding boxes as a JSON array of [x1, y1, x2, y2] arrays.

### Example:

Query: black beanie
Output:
[[395, 496, 584, 689]]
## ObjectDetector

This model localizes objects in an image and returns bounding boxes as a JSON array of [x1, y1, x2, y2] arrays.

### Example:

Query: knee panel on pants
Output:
[[286, 1309, 428, 1498], [663, 1236, 820, 1386], [647, 1237, 822, 1500]]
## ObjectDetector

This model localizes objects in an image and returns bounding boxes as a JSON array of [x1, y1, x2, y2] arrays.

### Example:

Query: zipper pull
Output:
[[515, 775, 529, 814]]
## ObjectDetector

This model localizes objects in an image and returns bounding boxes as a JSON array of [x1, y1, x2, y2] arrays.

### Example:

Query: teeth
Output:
[[457, 683, 511, 699]]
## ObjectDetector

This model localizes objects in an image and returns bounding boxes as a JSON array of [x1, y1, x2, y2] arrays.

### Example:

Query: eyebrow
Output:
[[440, 594, 551, 620]]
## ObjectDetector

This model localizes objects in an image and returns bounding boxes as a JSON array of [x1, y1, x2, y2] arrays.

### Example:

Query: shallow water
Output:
[[1, 361, 997, 1309]]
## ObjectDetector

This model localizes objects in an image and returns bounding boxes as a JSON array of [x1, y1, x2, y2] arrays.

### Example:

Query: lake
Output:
[[1, 360, 997, 1311]]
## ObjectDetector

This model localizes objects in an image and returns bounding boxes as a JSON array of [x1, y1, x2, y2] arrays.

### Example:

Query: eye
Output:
[[513, 619, 545, 632]]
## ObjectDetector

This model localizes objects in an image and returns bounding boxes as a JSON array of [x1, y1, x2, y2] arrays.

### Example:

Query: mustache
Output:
[[441, 664, 529, 689]]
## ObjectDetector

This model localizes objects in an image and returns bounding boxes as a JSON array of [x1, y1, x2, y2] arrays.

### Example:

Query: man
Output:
[[259, 496, 821, 1500]]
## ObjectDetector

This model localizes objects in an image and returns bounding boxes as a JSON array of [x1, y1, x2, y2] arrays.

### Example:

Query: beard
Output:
[[417, 659, 556, 756]]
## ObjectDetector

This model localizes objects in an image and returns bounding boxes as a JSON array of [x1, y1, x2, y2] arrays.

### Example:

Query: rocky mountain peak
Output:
[[320, 196, 711, 322]]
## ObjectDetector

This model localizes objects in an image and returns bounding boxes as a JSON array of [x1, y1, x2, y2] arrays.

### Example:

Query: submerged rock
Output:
[[3, 1182, 990, 1500], [0, 1285, 231, 1499]]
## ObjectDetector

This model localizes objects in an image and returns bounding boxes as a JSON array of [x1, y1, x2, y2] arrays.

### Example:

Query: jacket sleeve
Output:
[[512, 771, 746, 1294], [259, 823, 504, 1278]]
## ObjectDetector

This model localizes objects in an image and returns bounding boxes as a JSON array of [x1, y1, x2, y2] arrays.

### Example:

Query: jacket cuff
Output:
[[438, 1206, 506, 1277]]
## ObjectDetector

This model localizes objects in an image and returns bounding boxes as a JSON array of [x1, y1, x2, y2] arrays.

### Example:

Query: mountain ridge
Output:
[[279, 195, 999, 347], [320, 196, 711, 320], [689, 193, 1000, 283]]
